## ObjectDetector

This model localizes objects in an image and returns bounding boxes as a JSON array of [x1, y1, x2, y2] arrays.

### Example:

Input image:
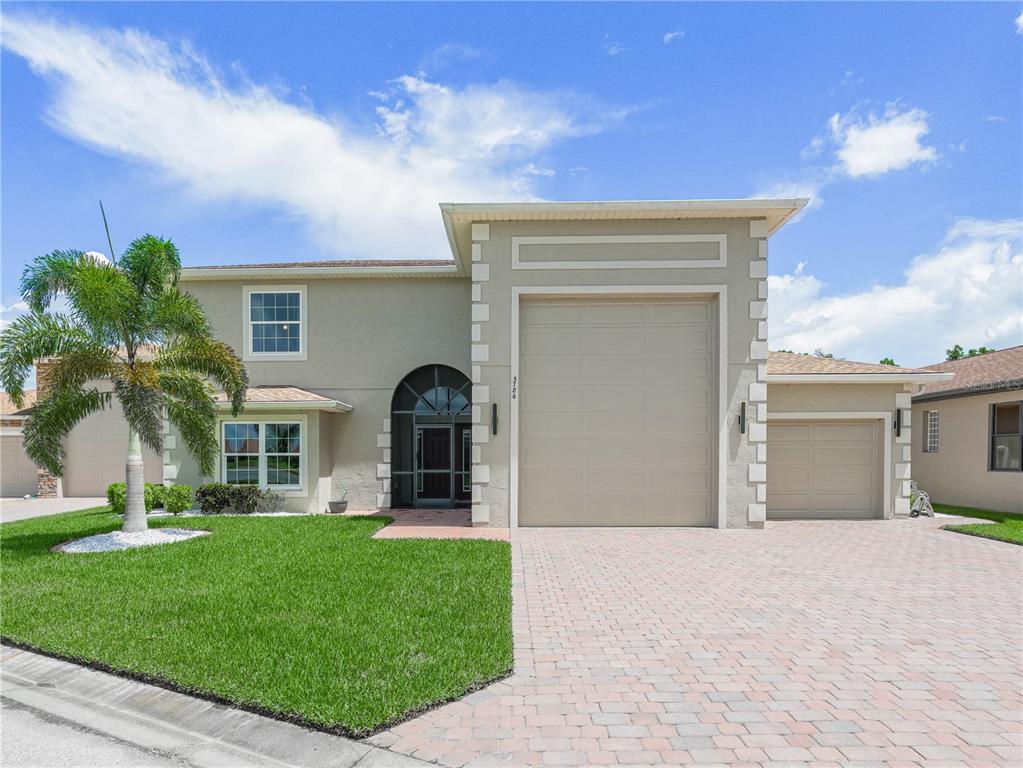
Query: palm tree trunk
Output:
[[122, 430, 148, 533]]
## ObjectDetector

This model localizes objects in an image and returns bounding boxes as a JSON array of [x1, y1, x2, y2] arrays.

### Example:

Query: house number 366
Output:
[[512, 376, 518, 400]]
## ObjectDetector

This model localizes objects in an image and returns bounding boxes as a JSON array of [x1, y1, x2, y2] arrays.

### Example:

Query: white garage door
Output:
[[63, 404, 162, 496], [1, 433, 38, 497], [519, 297, 715, 526], [767, 420, 881, 519]]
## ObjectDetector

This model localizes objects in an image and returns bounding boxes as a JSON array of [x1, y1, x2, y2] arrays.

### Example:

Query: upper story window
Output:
[[243, 285, 307, 361], [923, 410, 939, 453], [990, 401, 1022, 472]]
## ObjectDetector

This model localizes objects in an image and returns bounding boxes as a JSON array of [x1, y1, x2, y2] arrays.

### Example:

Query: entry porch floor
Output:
[[345, 507, 510, 541]]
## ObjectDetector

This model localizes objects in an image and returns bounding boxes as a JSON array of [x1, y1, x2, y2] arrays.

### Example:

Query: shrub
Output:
[[106, 482, 127, 516], [257, 490, 286, 514], [163, 485, 194, 515], [229, 485, 263, 515], [145, 483, 165, 511], [196, 483, 233, 515]]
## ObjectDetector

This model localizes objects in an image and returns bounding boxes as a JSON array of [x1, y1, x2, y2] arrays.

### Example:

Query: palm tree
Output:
[[0, 236, 248, 532]]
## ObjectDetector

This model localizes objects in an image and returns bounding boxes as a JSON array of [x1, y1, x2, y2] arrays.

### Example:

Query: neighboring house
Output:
[[912, 346, 1023, 514], [1, 390, 38, 497], [158, 198, 952, 528]]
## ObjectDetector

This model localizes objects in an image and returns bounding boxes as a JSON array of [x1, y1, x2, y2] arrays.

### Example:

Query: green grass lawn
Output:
[[935, 503, 1023, 546], [0, 508, 512, 736]]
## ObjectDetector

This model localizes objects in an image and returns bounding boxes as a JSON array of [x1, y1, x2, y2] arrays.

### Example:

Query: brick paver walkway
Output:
[[370, 518, 1022, 767]]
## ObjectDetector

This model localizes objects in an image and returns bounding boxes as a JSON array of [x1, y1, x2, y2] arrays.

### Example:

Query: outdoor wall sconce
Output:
[[739, 401, 747, 434], [894, 408, 902, 437], [492, 403, 499, 435]]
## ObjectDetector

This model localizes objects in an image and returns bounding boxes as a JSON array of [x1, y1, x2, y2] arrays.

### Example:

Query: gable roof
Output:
[[914, 345, 1023, 402], [766, 351, 953, 384], [1, 389, 37, 418]]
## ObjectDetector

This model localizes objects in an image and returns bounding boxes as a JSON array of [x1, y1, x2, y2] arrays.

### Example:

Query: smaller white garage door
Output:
[[767, 420, 881, 519], [1, 433, 38, 497]]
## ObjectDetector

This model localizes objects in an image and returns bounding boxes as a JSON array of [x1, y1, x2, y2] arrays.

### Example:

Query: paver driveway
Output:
[[371, 518, 1022, 767]]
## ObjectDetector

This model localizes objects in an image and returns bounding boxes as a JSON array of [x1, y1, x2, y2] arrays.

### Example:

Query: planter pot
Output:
[[327, 500, 349, 515]]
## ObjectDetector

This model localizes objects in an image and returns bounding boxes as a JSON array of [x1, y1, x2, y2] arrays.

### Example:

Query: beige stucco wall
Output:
[[170, 277, 470, 512], [768, 382, 911, 518], [471, 218, 767, 529], [912, 391, 1023, 514]]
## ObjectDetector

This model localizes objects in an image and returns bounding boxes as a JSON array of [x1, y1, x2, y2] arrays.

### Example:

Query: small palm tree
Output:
[[0, 236, 248, 532]]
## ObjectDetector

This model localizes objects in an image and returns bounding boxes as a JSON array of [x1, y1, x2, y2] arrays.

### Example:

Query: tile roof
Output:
[[915, 345, 1023, 400], [187, 259, 456, 271], [213, 386, 334, 404], [0, 389, 36, 417], [767, 351, 932, 376]]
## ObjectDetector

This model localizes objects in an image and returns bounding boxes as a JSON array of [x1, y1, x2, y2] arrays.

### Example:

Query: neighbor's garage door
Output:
[[1, 433, 38, 497], [62, 403, 162, 496], [767, 420, 881, 519], [519, 297, 715, 526]]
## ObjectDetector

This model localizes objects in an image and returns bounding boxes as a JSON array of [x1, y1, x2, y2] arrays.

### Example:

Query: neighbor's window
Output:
[[990, 401, 1022, 472], [924, 410, 939, 453], [222, 421, 303, 489], [249, 290, 302, 355]]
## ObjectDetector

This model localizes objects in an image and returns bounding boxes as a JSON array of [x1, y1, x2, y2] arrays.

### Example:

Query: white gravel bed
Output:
[[56, 528, 210, 554]]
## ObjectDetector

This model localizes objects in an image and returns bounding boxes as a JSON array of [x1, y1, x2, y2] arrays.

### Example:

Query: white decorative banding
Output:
[[749, 220, 769, 238], [756, 403, 767, 422], [472, 503, 490, 523], [376, 463, 390, 479], [749, 382, 767, 402], [749, 301, 767, 320], [471, 365, 482, 383], [757, 281, 768, 299], [471, 284, 482, 302], [750, 341, 769, 360], [758, 240, 768, 259], [471, 324, 481, 342], [748, 422, 767, 443], [472, 465, 491, 484], [471, 303, 490, 322], [471, 264, 490, 282], [511, 233, 728, 271], [471, 243, 482, 262], [471, 425, 489, 444], [747, 503, 766, 522], [756, 443, 767, 462], [755, 484, 767, 503], [473, 384, 490, 402], [749, 463, 767, 483], [749, 260, 768, 279], [471, 344, 489, 362], [471, 223, 490, 241]]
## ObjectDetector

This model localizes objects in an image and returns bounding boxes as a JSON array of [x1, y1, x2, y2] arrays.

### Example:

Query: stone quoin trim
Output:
[[376, 417, 391, 509], [747, 224, 769, 525], [470, 224, 492, 525]]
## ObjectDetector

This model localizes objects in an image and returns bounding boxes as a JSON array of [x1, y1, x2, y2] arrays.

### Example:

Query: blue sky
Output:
[[2, 2, 1021, 367]]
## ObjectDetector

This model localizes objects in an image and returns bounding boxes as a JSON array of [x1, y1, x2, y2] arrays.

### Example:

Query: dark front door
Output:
[[416, 426, 452, 506]]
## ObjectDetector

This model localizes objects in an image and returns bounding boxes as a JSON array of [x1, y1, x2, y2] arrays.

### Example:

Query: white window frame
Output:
[[242, 284, 308, 362], [219, 415, 307, 494], [924, 410, 939, 453]]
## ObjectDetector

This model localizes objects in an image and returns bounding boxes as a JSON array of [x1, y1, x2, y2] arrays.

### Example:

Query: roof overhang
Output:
[[913, 380, 1023, 403], [440, 198, 809, 269], [180, 264, 461, 282], [767, 372, 955, 384], [215, 399, 353, 413]]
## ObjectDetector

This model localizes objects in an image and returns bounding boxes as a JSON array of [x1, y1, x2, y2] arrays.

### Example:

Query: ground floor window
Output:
[[990, 401, 1022, 471], [924, 410, 939, 453], [222, 419, 303, 490]]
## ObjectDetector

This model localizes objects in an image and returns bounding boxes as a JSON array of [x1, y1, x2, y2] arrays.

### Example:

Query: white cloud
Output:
[[983, 115, 1006, 123], [769, 218, 1023, 366], [758, 104, 939, 214], [603, 36, 626, 56], [0, 300, 30, 333], [663, 30, 684, 44], [423, 42, 486, 72], [1016, 10, 1023, 34], [2, 14, 627, 260], [829, 105, 938, 178]]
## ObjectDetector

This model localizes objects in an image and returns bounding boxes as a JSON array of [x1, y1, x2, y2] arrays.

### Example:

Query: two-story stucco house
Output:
[[129, 198, 946, 529], [4, 199, 955, 525]]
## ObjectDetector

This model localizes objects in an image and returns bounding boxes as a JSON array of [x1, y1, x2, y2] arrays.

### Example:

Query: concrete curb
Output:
[[1, 645, 431, 767]]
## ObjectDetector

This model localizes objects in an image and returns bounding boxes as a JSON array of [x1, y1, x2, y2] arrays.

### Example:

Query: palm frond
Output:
[[0, 312, 99, 405], [23, 388, 111, 475], [147, 288, 211, 341], [63, 258, 138, 348], [113, 375, 164, 454], [119, 235, 181, 300], [156, 337, 248, 415], [21, 249, 87, 312], [160, 368, 218, 476], [40, 346, 120, 395]]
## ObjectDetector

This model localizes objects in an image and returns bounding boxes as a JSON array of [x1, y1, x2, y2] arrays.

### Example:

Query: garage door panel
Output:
[[814, 423, 875, 441], [63, 401, 162, 496], [519, 297, 715, 527], [814, 443, 874, 465], [770, 466, 813, 491], [1, 435, 38, 497], [770, 423, 812, 442], [770, 443, 812, 465], [767, 419, 880, 520], [815, 465, 873, 490]]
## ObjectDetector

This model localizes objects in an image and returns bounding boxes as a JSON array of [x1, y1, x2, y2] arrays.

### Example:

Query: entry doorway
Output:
[[391, 365, 472, 508]]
